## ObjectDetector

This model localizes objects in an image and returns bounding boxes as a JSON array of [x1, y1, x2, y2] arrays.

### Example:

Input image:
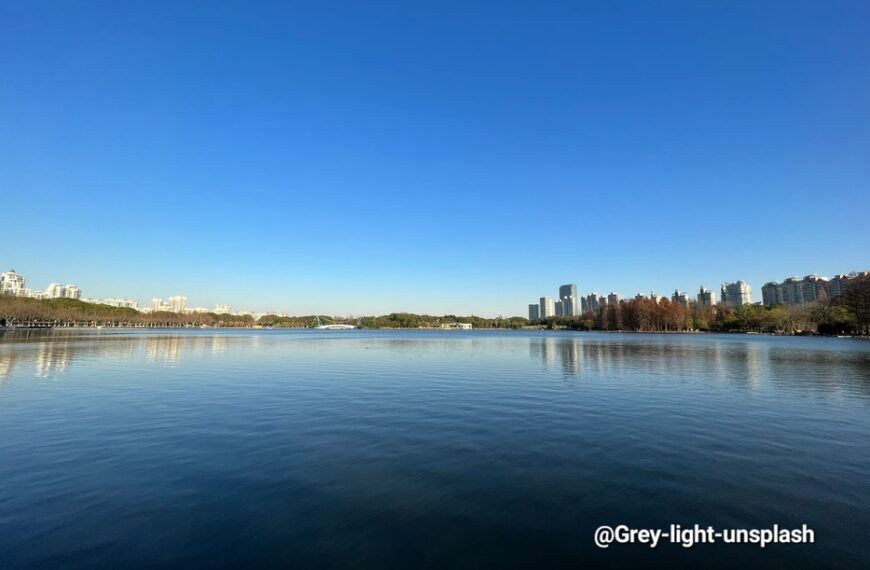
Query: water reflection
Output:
[[147, 336, 184, 363], [527, 333, 870, 398], [0, 331, 242, 381], [0, 331, 869, 400], [529, 337, 581, 377], [34, 342, 72, 378]]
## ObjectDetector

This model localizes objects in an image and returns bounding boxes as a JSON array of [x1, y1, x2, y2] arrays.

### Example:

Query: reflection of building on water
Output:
[[97, 338, 136, 360], [529, 338, 551, 368], [211, 336, 229, 355], [728, 341, 763, 389], [35, 342, 73, 378], [0, 333, 144, 381], [0, 352, 14, 380], [528, 336, 771, 385], [559, 339, 581, 376], [530, 337, 582, 376], [147, 337, 184, 363], [144, 335, 241, 362]]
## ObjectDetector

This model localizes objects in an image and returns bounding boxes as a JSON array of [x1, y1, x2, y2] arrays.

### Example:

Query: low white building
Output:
[[87, 298, 140, 310], [441, 322, 472, 330]]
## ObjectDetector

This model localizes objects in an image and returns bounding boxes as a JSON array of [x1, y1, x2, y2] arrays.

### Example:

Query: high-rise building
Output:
[[772, 275, 829, 306], [558, 284, 579, 317], [671, 290, 690, 307], [588, 292, 607, 311], [64, 285, 82, 300], [761, 281, 783, 306], [607, 292, 620, 306], [528, 304, 540, 320], [0, 270, 28, 296], [697, 286, 716, 306], [45, 283, 65, 298], [563, 296, 576, 317], [761, 271, 869, 306], [720, 281, 752, 307], [168, 296, 187, 313], [554, 299, 564, 317], [781, 277, 802, 306], [827, 272, 869, 300], [800, 275, 828, 304], [827, 274, 852, 299], [539, 297, 555, 319]]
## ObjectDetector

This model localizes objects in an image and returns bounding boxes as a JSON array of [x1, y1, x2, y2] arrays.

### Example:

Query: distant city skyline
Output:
[[2, 3, 869, 317], [528, 271, 868, 318], [5, 265, 868, 320]]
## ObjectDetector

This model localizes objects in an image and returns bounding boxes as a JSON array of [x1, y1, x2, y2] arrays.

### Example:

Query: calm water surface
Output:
[[1, 330, 868, 569]]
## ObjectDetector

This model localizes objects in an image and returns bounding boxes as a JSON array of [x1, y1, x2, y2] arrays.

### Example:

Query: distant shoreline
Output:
[[1, 325, 866, 339]]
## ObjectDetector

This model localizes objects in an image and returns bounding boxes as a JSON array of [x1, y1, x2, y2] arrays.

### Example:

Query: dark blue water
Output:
[[1, 330, 868, 569]]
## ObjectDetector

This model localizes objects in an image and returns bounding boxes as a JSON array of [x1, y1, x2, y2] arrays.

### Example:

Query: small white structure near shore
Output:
[[441, 322, 472, 330]]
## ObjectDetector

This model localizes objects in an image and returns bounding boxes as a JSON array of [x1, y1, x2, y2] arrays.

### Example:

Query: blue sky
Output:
[[2, 1, 868, 316]]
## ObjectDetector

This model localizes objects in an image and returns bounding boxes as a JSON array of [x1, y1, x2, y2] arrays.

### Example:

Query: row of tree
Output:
[[356, 313, 529, 329], [0, 299, 527, 330], [537, 275, 870, 335], [0, 297, 255, 328]]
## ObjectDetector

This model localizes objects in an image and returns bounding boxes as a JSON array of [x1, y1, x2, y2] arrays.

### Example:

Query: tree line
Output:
[[0, 299, 528, 330], [356, 313, 529, 329], [0, 297, 255, 328]]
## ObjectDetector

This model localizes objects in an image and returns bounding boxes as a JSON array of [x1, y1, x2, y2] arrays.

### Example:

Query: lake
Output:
[[0, 329, 868, 569]]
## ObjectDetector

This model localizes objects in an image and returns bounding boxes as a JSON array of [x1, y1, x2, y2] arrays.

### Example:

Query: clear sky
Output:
[[2, 1, 868, 317]]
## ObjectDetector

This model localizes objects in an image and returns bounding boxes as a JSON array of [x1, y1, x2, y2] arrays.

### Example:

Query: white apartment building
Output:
[[168, 296, 187, 313], [46, 283, 65, 298], [0, 270, 28, 296], [88, 298, 139, 310], [64, 285, 82, 300], [150, 296, 188, 313], [539, 297, 555, 318], [720, 281, 752, 307]]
